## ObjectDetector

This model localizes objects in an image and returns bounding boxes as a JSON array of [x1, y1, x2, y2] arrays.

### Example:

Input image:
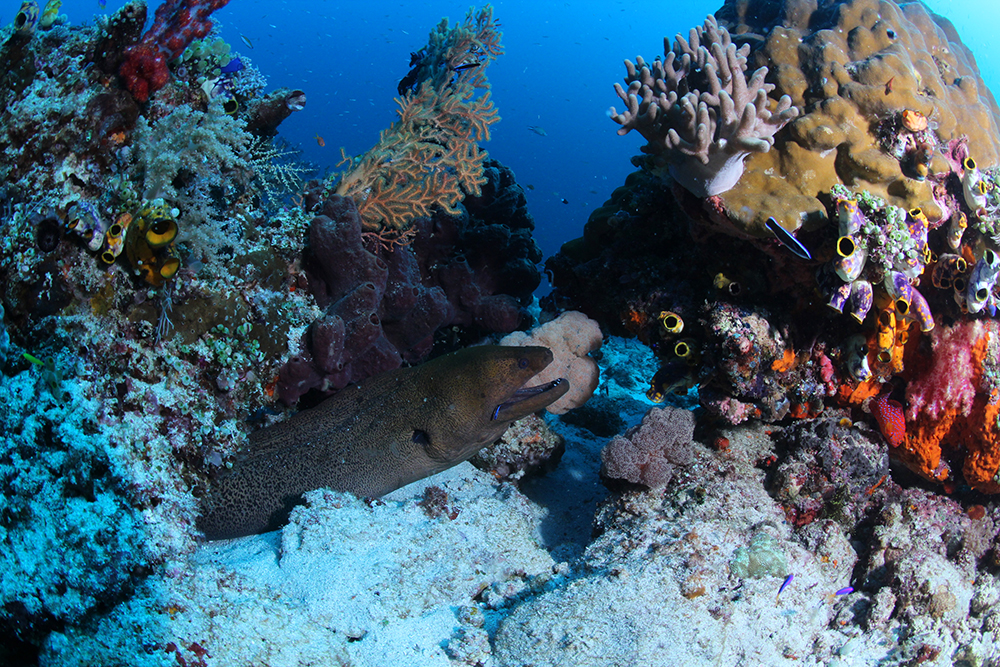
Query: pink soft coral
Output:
[[905, 320, 993, 421]]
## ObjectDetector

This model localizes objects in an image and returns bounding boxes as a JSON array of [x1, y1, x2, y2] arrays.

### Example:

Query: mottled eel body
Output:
[[198, 345, 569, 540]]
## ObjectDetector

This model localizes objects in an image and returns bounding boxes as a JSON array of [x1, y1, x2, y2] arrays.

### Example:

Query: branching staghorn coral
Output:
[[334, 6, 502, 236], [609, 15, 798, 198]]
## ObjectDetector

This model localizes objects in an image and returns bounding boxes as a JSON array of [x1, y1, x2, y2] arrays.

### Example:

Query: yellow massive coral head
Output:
[[711, 0, 1000, 237]]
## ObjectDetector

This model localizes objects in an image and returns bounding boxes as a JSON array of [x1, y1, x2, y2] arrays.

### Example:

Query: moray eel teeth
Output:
[[198, 345, 570, 540]]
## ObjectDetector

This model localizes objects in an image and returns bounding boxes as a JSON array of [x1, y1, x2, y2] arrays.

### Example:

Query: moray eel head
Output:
[[417, 344, 570, 465]]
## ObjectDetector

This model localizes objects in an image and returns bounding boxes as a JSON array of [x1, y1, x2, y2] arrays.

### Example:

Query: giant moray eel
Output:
[[198, 345, 569, 540]]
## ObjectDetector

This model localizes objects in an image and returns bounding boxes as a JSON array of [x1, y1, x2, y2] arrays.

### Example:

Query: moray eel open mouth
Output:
[[492, 377, 569, 421]]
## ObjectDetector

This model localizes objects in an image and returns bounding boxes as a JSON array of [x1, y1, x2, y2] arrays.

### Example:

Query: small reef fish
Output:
[[97, 0, 105, 7], [453, 62, 480, 72], [219, 58, 243, 74], [765, 217, 812, 260], [315, 134, 325, 147], [240, 34, 253, 49], [528, 125, 547, 136], [39, 0, 60, 29], [777, 574, 793, 600], [871, 394, 906, 448]]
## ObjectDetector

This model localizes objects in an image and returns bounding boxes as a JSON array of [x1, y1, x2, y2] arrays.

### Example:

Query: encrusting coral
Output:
[[0, 1, 556, 661], [609, 15, 799, 198], [500, 311, 603, 415]]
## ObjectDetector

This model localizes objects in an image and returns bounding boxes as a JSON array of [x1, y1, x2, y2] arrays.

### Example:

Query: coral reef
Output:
[[610, 15, 799, 197], [771, 416, 894, 529], [119, 0, 232, 102], [549, 0, 1000, 491], [6, 1, 1000, 665], [500, 310, 602, 414], [0, 363, 153, 646], [708, 0, 1000, 239], [277, 163, 543, 405], [494, 415, 1000, 665], [0, 0, 552, 656]]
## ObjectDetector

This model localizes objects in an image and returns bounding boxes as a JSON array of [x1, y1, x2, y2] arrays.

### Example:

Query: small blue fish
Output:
[[835, 586, 854, 596], [220, 58, 243, 74], [777, 573, 794, 599], [97, 0, 106, 7], [240, 34, 253, 49], [766, 217, 812, 260], [528, 125, 547, 136]]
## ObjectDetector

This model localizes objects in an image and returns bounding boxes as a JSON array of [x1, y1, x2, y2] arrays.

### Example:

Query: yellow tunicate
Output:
[[658, 310, 684, 334]]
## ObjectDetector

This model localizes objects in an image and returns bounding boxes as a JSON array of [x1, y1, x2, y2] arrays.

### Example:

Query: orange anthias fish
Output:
[[315, 134, 325, 147], [871, 394, 906, 447]]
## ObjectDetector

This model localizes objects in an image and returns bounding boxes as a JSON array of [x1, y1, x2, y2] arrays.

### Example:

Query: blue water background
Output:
[[47, 0, 1000, 284]]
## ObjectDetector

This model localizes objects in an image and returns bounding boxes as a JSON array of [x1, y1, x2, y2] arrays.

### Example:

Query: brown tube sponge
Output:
[[501, 311, 602, 414]]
